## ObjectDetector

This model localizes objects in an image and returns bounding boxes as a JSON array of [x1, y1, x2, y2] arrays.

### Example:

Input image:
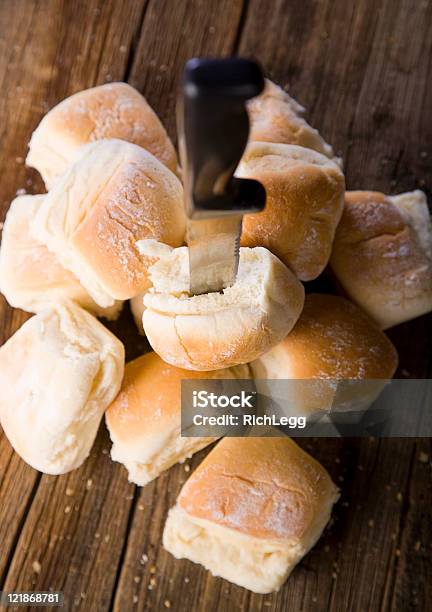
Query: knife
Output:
[[178, 57, 266, 295]]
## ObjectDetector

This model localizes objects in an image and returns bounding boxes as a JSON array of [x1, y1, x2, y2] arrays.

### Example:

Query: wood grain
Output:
[[0, 1, 431, 611], [0, 0, 147, 607]]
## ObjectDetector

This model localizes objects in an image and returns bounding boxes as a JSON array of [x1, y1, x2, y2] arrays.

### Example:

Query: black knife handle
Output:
[[179, 57, 266, 219]]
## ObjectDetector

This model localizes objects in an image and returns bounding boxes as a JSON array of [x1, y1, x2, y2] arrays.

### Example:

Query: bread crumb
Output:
[[64, 506, 71, 514], [104, 535, 110, 543], [16, 188, 26, 196], [368, 519, 374, 527], [164, 600, 171, 609], [395, 549, 401, 557], [120, 45, 127, 53], [312, 596, 318, 603], [140, 554, 148, 565], [32, 561, 41, 574], [86, 479, 93, 490], [80, 593, 86, 600], [133, 595, 138, 603], [149, 565, 156, 574], [138, 504, 145, 511], [332, 572, 337, 579], [184, 577, 190, 583], [414, 541, 421, 551], [15, 156, 24, 163], [134, 576, 140, 584], [419, 452, 429, 463], [95, 532, 100, 539], [150, 577, 157, 587], [184, 464, 191, 473], [396, 492, 403, 502], [65, 488, 74, 496]]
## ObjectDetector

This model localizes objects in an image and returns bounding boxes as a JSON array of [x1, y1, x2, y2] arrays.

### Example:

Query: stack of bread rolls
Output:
[[0, 77, 430, 594]]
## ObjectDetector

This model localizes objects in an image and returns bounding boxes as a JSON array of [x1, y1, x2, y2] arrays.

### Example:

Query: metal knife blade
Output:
[[178, 57, 265, 296], [187, 215, 242, 295]]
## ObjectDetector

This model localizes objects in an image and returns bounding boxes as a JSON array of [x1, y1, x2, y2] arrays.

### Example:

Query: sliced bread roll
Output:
[[139, 241, 305, 371]]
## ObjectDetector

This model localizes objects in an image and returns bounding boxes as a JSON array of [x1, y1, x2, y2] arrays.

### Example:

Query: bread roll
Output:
[[0, 194, 122, 319], [32, 140, 186, 307], [251, 294, 398, 416], [330, 190, 432, 329], [139, 241, 305, 371], [106, 352, 250, 486], [26, 82, 178, 188], [163, 436, 339, 593], [0, 302, 125, 474], [130, 293, 146, 334], [247, 79, 340, 163], [236, 142, 345, 281]]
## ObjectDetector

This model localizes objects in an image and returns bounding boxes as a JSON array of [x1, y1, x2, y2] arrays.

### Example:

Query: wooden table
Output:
[[0, 1, 431, 610]]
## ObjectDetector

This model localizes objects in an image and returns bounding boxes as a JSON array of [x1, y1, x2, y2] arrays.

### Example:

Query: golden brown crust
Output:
[[330, 190, 432, 328], [27, 82, 178, 184], [32, 140, 186, 305], [178, 436, 338, 541], [105, 352, 249, 442], [237, 142, 345, 281], [247, 80, 337, 161], [271, 294, 398, 379]]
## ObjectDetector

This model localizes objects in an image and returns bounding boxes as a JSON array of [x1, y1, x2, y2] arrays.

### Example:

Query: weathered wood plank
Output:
[[0, 0, 147, 606], [127, 0, 246, 139], [1, 429, 135, 611]]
